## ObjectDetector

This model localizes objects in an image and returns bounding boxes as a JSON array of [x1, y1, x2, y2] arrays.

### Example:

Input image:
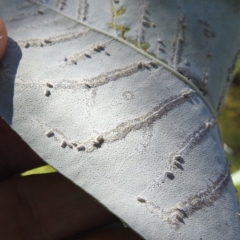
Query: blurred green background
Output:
[[22, 74, 240, 200], [218, 73, 240, 200]]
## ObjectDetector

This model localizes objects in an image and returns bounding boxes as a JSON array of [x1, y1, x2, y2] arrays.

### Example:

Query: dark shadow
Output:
[[166, 171, 175, 180], [176, 215, 185, 224], [142, 22, 151, 28], [143, 16, 150, 22], [177, 208, 188, 218], [178, 157, 185, 165], [144, 65, 151, 70], [0, 38, 22, 125], [144, 9, 150, 16], [159, 42, 166, 48], [175, 163, 184, 170], [93, 137, 104, 148], [159, 48, 166, 54], [175, 157, 185, 170]]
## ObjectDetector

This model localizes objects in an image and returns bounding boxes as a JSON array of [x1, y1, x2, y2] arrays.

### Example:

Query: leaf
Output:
[[35, 0, 240, 112], [236, 184, 240, 201], [232, 169, 240, 186], [1, 0, 240, 239], [21, 165, 56, 176]]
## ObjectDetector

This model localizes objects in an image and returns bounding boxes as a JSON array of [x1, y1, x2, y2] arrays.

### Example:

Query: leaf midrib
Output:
[[31, 0, 219, 127]]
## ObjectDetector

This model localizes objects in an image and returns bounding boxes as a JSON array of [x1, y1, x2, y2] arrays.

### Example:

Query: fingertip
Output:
[[0, 18, 8, 61]]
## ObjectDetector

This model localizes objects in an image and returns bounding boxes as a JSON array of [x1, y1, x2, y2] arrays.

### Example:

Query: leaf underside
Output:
[[0, 0, 240, 239]]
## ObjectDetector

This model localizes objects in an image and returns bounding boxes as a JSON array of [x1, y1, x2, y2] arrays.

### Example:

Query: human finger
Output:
[[0, 172, 118, 240], [77, 227, 143, 240], [0, 18, 7, 61], [0, 117, 46, 180]]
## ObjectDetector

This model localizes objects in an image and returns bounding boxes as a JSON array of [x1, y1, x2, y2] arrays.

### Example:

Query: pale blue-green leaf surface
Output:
[[0, 1, 240, 239]]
